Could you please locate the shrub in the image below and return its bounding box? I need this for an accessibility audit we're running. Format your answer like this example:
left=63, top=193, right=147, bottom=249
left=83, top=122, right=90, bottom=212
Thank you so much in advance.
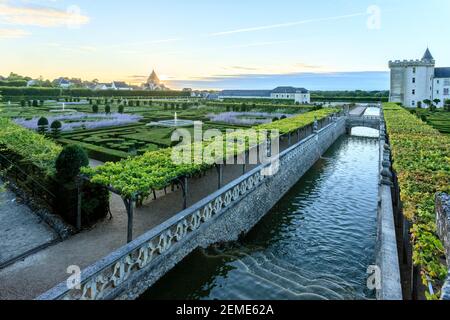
left=32, top=100, right=38, bottom=107
left=55, top=144, right=89, bottom=182
left=50, top=120, right=62, bottom=139
left=118, top=105, right=124, bottom=114
left=105, top=105, right=111, bottom=114
left=92, top=104, right=99, bottom=113
left=37, top=117, right=49, bottom=134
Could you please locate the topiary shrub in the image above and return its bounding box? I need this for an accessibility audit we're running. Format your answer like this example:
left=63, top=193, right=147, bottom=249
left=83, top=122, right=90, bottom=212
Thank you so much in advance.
left=118, top=105, right=124, bottom=113
left=50, top=120, right=62, bottom=139
left=37, top=117, right=49, bottom=134
left=105, top=105, right=111, bottom=114
left=55, top=144, right=89, bottom=182
left=92, top=104, right=99, bottom=113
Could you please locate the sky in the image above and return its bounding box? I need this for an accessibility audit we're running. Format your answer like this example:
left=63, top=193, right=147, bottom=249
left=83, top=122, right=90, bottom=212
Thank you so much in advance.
left=0, top=0, right=449, bottom=90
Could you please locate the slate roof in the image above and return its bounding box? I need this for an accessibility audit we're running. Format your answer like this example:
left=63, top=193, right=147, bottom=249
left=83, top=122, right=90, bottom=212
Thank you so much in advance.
left=272, top=86, right=308, bottom=94
left=220, top=90, right=272, bottom=97
left=220, top=87, right=309, bottom=97
left=422, top=48, right=434, bottom=61
left=434, top=67, right=450, bottom=79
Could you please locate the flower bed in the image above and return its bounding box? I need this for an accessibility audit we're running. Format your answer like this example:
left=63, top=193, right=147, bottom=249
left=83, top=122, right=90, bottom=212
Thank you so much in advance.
left=383, top=103, right=450, bottom=298
left=208, top=112, right=294, bottom=125
left=14, top=113, right=142, bottom=132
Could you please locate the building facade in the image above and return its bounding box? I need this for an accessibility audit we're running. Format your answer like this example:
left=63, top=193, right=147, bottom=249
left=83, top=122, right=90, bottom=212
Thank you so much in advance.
left=389, top=49, right=450, bottom=108
left=219, top=86, right=310, bottom=104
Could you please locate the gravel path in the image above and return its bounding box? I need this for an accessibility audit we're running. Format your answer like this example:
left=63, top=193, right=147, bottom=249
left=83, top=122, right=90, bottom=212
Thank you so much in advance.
left=0, top=180, right=58, bottom=268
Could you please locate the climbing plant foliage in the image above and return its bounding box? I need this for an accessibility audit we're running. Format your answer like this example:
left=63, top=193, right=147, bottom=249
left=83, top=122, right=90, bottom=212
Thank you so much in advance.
left=82, top=109, right=339, bottom=198
left=384, top=103, right=450, bottom=298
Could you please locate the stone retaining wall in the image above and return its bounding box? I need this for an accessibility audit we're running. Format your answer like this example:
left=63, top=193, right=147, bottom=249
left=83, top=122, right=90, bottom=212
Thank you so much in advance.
left=436, top=193, right=450, bottom=300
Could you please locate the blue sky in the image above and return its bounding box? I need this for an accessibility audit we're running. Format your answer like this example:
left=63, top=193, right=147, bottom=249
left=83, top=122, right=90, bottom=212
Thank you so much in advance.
left=0, top=0, right=449, bottom=90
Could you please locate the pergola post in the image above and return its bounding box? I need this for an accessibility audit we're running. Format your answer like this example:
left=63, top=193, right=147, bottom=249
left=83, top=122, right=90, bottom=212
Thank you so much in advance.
left=123, top=196, right=135, bottom=243
left=76, top=176, right=83, bottom=231
left=216, top=164, right=223, bottom=190
left=180, top=176, right=188, bottom=209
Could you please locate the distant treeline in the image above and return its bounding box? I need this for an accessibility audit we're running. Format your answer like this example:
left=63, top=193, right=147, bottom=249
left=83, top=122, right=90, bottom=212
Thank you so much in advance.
left=310, top=90, right=389, bottom=103
left=0, top=87, right=190, bottom=100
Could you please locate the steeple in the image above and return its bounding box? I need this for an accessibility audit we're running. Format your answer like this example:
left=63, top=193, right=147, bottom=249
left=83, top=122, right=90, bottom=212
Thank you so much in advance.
left=422, top=48, right=434, bottom=62
left=147, top=70, right=161, bottom=85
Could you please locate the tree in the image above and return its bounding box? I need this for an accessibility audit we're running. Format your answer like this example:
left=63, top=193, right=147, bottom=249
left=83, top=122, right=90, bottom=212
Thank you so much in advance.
left=55, top=145, right=89, bottom=183
left=417, top=101, right=422, bottom=109
left=445, top=99, right=450, bottom=112
left=37, top=117, right=49, bottom=134
left=50, top=120, right=62, bottom=139
left=433, top=99, right=441, bottom=106
left=423, top=99, right=433, bottom=110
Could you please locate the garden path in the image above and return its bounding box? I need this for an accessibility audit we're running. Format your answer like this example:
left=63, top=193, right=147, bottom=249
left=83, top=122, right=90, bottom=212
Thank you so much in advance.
left=0, top=179, right=58, bottom=269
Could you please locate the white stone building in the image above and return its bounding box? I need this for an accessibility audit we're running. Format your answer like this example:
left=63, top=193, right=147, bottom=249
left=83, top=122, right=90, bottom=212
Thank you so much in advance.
left=389, top=49, right=450, bottom=108
left=219, top=86, right=310, bottom=104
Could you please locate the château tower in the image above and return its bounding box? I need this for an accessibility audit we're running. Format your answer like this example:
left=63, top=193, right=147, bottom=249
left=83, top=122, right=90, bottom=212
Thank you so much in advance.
left=389, top=49, right=435, bottom=107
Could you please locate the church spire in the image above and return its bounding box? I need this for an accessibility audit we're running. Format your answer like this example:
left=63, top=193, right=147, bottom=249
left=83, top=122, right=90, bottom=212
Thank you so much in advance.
left=148, top=70, right=161, bottom=85
left=422, top=48, right=434, bottom=62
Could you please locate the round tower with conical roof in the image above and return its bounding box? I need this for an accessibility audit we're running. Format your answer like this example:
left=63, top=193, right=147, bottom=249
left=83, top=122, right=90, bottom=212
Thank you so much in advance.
left=389, top=48, right=435, bottom=107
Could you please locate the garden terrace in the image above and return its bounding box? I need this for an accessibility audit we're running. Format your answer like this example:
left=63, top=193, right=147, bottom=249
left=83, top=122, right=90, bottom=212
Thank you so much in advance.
left=383, top=103, right=450, bottom=298
left=82, top=108, right=339, bottom=199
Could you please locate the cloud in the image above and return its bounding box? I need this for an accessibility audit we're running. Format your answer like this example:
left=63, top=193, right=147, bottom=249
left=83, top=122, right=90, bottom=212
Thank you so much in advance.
left=0, top=2, right=89, bottom=28
left=208, top=12, right=366, bottom=36
left=0, top=28, right=30, bottom=38
left=166, top=71, right=390, bottom=91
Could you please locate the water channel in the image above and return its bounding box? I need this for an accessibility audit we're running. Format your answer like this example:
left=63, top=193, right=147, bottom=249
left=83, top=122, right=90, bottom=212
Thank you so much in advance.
left=142, top=120, right=381, bottom=300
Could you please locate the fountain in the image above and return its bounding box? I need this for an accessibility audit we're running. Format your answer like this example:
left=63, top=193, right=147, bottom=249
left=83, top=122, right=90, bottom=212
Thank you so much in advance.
left=50, top=102, right=77, bottom=113
left=147, top=112, right=195, bottom=128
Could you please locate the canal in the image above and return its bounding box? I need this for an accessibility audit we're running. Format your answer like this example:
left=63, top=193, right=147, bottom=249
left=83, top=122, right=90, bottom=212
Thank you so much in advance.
left=142, top=130, right=380, bottom=300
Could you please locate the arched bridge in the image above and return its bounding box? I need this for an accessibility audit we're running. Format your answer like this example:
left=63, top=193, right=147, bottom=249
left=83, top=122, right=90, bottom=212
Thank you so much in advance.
left=346, top=115, right=381, bottom=133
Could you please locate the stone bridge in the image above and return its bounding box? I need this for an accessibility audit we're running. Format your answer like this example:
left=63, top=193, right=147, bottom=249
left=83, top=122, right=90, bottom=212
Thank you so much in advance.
left=346, top=115, right=381, bottom=133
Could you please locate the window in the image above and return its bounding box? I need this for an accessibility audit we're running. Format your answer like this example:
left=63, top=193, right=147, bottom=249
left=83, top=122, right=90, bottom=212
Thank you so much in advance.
left=444, top=79, right=450, bottom=86
left=412, top=89, right=416, bottom=95
left=436, top=90, right=440, bottom=95
left=412, top=78, right=416, bottom=83
left=437, top=80, right=440, bottom=84
left=444, top=88, right=449, bottom=96
left=412, top=100, right=415, bottom=106
left=413, top=67, right=416, bottom=73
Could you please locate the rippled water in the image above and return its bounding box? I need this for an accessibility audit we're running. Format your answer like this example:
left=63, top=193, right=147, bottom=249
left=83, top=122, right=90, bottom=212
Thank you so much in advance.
left=142, top=134, right=380, bottom=300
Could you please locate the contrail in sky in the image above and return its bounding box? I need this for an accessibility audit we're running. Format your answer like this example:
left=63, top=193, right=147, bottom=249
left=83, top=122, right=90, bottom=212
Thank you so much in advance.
left=208, top=12, right=366, bottom=36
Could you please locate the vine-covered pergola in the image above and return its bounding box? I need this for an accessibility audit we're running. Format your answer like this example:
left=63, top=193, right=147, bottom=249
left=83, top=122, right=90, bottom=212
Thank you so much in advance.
left=79, top=108, right=340, bottom=243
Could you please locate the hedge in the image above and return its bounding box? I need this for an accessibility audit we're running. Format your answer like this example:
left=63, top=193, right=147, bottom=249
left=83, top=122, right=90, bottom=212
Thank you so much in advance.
left=383, top=103, right=450, bottom=298
left=0, top=118, right=62, bottom=175
left=0, top=118, right=108, bottom=227
left=0, top=86, right=189, bottom=99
